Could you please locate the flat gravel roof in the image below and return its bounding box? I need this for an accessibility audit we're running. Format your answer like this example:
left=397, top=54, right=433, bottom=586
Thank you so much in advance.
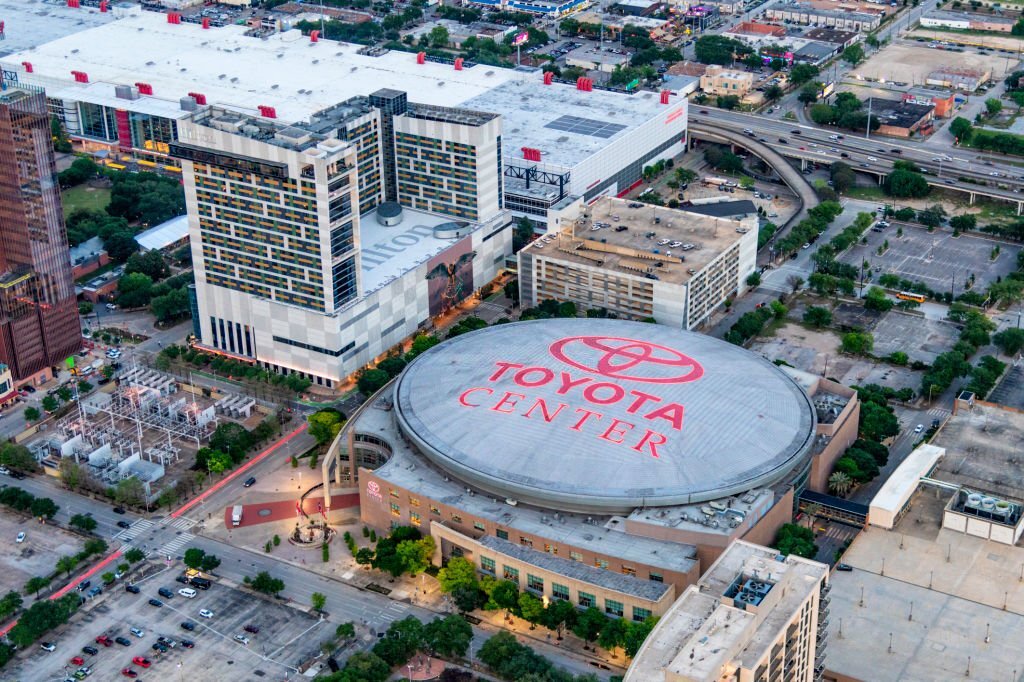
left=394, top=319, right=815, bottom=513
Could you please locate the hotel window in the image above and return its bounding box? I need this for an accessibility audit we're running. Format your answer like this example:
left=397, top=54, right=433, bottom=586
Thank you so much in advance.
left=649, top=572, right=664, bottom=583
left=552, top=583, right=570, bottom=601
left=409, top=497, right=420, bottom=507
left=622, top=566, right=636, bottom=577
left=409, top=511, right=421, bottom=526
left=473, top=521, right=486, bottom=532
left=430, top=505, right=441, bottom=516
left=578, top=592, right=595, bottom=608
left=390, top=503, right=401, bottom=517
left=451, top=514, right=463, bottom=524
left=520, top=536, right=533, bottom=548
left=544, top=543, right=557, bottom=555
left=480, top=556, right=496, bottom=574
left=570, top=551, right=583, bottom=562
left=605, top=599, right=624, bottom=618
left=633, top=607, right=652, bottom=623
left=389, top=489, right=399, bottom=499
left=503, top=566, right=520, bottom=583
left=527, top=574, right=544, bottom=592
left=595, top=558, right=609, bottom=570
left=496, top=529, right=508, bottom=541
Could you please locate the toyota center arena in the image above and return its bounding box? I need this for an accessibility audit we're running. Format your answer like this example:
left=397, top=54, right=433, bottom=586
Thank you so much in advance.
left=325, top=319, right=860, bottom=619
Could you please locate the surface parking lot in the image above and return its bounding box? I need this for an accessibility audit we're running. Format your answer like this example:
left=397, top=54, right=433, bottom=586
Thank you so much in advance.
left=0, top=510, right=84, bottom=597
left=7, top=568, right=325, bottom=682
left=840, top=224, right=1022, bottom=297
left=870, top=311, right=959, bottom=364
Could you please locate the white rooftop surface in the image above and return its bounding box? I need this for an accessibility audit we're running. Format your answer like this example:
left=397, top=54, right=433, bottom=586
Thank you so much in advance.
left=49, top=81, right=189, bottom=120
left=357, top=207, right=493, bottom=295
left=869, top=443, right=944, bottom=527
left=394, top=319, right=816, bottom=512
left=135, top=214, right=189, bottom=251
left=0, top=0, right=116, bottom=58
left=3, top=10, right=522, bottom=122
left=5, top=10, right=683, bottom=170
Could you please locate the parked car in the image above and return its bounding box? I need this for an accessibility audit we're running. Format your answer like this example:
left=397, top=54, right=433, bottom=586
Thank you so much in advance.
left=175, top=575, right=190, bottom=585
left=120, top=669, right=137, bottom=678
left=243, top=624, right=260, bottom=634
left=132, top=656, right=151, bottom=668
left=914, top=424, right=924, bottom=434
left=125, top=585, right=140, bottom=594
left=116, top=521, right=131, bottom=529
left=243, top=476, right=256, bottom=488
left=16, top=532, right=25, bottom=543
left=40, top=642, right=56, bottom=652
left=148, top=599, right=163, bottom=607
left=77, top=580, right=91, bottom=592
left=179, top=640, right=194, bottom=649
left=233, top=635, right=249, bottom=646
left=157, top=587, right=174, bottom=599
left=70, top=656, right=85, bottom=666
left=114, top=637, right=131, bottom=647
left=87, top=586, right=102, bottom=598
left=112, top=507, right=126, bottom=515
left=81, top=646, right=99, bottom=656
left=199, top=609, right=214, bottom=619
left=180, top=621, right=195, bottom=631
left=836, top=563, right=853, bottom=571
left=130, top=627, right=144, bottom=638
left=151, top=642, right=168, bottom=653
left=94, top=636, right=112, bottom=647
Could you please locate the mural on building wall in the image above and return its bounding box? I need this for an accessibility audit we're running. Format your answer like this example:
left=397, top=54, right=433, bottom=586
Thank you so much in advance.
left=426, top=236, right=476, bottom=317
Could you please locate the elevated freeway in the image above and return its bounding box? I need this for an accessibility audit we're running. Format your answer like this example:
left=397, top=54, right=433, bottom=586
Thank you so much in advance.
left=690, top=109, right=1024, bottom=212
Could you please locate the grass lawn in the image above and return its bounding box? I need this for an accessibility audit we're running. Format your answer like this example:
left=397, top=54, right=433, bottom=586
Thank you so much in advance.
left=844, top=185, right=888, bottom=200
left=61, top=185, right=110, bottom=218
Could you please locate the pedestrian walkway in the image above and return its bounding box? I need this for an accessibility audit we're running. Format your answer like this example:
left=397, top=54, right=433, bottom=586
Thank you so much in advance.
left=155, top=532, right=194, bottom=559
left=161, top=516, right=197, bottom=531
left=113, top=518, right=155, bottom=544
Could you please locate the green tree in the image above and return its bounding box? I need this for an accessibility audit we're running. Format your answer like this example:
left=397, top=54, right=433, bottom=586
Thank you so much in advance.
left=183, top=547, right=208, bottom=571
left=124, top=250, right=170, bottom=281
left=23, top=407, right=40, bottom=422
left=994, top=328, right=1024, bottom=355
left=598, top=617, right=629, bottom=654
left=572, top=607, right=608, bottom=650
left=0, top=443, right=40, bottom=472
left=864, top=286, right=894, bottom=311
left=41, top=396, right=59, bottom=413
left=828, top=471, right=854, bottom=497
left=55, top=555, right=78, bottom=578
left=764, top=83, right=784, bottom=101
left=841, top=43, right=865, bottom=66
left=950, top=116, right=973, bottom=143
left=803, top=306, right=832, bottom=328
left=985, top=97, right=1003, bottom=117
left=125, top=547, right=146, bottom=563
left=424, top=614, right=473, bottom=658
left=248, top=571, right=285, bottom=596
left=337, top=651, right=390, bottom=682
left=114, top=477, right=145, bottom=507
left=308, top=409, right=345, bottom=445
left=357, top=369, right=390, bottom=396
left=518, top=591, right=546, bottom=629
left=30, top=497, right=58, bottom=519
left=311, top=592, right=327, bottom=612
left=716, top=95, right=741, bottom=110
left=693, top=35, right=750, bottom=65
left=798, top=82, right=822, bottom=104
left=24, top=576, right=50, bottom=597
left=429, top=25, right=449, bottom=48
left=859, top=401, right=900, bottom=442
left=773, top=523, right=817, bottom=559
left=885, top=169, right=930, bottom=198
left=69, top=514, right=97, bottom=533
left=395, top=536, right=435, bottom=576
left=788, top=63, right=820, bottom=85
left=624, top=617, right=658, bottom=658
left=116, top=272, right=154, bottom=309
left=438, top=556, right=479, bottom=593
left=841, top=331, right=874, bottom=355
left=336, top=622, right=356, bottom=640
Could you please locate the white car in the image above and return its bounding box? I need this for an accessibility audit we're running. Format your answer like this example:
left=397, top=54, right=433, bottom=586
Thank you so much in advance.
left=0, top=466, right=9, bottom=475
left=199, top=609, right=214, bottom=619
left=914, top=424, right=924, bottom=434
left=867, top=156, right=878, bottom=162
left=16, top=532, right=25, bottom=544
left=233, top=634, right=249, bottom=645
left=130, top=627, right=145, bottom=638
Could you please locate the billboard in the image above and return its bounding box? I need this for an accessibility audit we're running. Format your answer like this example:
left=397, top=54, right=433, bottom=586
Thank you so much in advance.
left=513, top=31, right=529, bottom=47
left=425, top=235, right=476, bottom=317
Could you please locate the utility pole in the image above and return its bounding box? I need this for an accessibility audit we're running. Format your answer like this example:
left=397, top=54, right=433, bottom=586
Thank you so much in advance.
left=865, top=97, right=873, bottom=140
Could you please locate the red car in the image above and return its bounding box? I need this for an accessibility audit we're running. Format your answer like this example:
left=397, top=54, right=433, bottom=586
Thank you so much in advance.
left=132, top=656, right=151, bottom=668
left=70, top=656, right=85, bottom=666
left=121, top=669, right=138, bottom=678
left=95, top=635, right=112, bottom=647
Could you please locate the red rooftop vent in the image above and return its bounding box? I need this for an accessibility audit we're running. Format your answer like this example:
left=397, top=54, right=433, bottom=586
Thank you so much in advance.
left=188, top=92, right=207, bottom=105
left=167, top=12, right=182, bottom=24
left=135, top=82, right=153, bottom=95
left=660, top=90, right=671, bottom=105
left=310, top=30, right=319, bottom=42
left=416, top=52, right=425, bottom=64
left=21, top=62, right=33, bottom=74
left=258, top=105, right=277, bottom=119
left=202, top=17, right=210, bottom=29
left=71, top=70, right=89, bottom=83
left=454, top=57, right=464, bottom=71
left=543, top=72, right=553, bottom=85
left=521, top=147, right=542, bottom=162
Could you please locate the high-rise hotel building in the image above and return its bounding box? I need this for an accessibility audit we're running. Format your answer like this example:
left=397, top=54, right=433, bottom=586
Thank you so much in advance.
left=0, top=84, right=81, bottom=383
left=172, top=90, right=511, bottom=387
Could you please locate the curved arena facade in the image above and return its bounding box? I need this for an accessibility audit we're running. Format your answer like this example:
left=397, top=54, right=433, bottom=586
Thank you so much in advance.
left=326, top=319, right=858, bottom=621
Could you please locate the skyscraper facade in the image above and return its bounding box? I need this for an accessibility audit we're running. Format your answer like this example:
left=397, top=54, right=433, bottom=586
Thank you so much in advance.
left=0, top=84, right=81, bottom=382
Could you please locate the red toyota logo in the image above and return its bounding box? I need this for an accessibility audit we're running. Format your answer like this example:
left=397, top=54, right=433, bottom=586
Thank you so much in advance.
left=548, top=336, right=703, bottom=384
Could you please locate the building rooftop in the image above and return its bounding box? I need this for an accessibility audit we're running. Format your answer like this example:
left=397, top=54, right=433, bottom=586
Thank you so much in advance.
left=392, top=318, right=816, bottom=512
left=626, top=541, right=827, bottom=681
left=523, top=197, right=757, bottom=287
left=135, top=214, right=189, bottom=252
left=477, top=535, right=673, bottom=601
left=868, top=97, right=934, bottom=129
left=5, top=10, right=682, bottom=173
left=825, top=508, right=1024, bottom=681
left=358, top=206, right=508, bottom=297
left=0, top=0, right=116, bottom=58
left=682, top=199, right=757, bottom=219
left=802, top=27, right=859, bottom=44
left=924, top=9, right=1015, bottom=25
left=930, top=401, right=1024, bottom=500
left=768, top=1, right=880, bottom=21
left=69, top=236, right=106, bottom=266
left=563, top=45, right=632, bottom=67
left=357, top=389, right=701, bottom=575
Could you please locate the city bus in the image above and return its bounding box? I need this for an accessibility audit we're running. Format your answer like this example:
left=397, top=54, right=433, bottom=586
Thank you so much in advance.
left=896, top=291, right=926, bottom=303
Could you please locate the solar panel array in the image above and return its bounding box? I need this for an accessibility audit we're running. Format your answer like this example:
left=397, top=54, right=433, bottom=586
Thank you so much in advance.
left=544, top=114, right=627, bottom=139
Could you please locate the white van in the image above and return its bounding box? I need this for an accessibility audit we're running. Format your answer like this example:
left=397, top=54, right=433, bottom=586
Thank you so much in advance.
left=178, top=588, right=197, bottom=599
